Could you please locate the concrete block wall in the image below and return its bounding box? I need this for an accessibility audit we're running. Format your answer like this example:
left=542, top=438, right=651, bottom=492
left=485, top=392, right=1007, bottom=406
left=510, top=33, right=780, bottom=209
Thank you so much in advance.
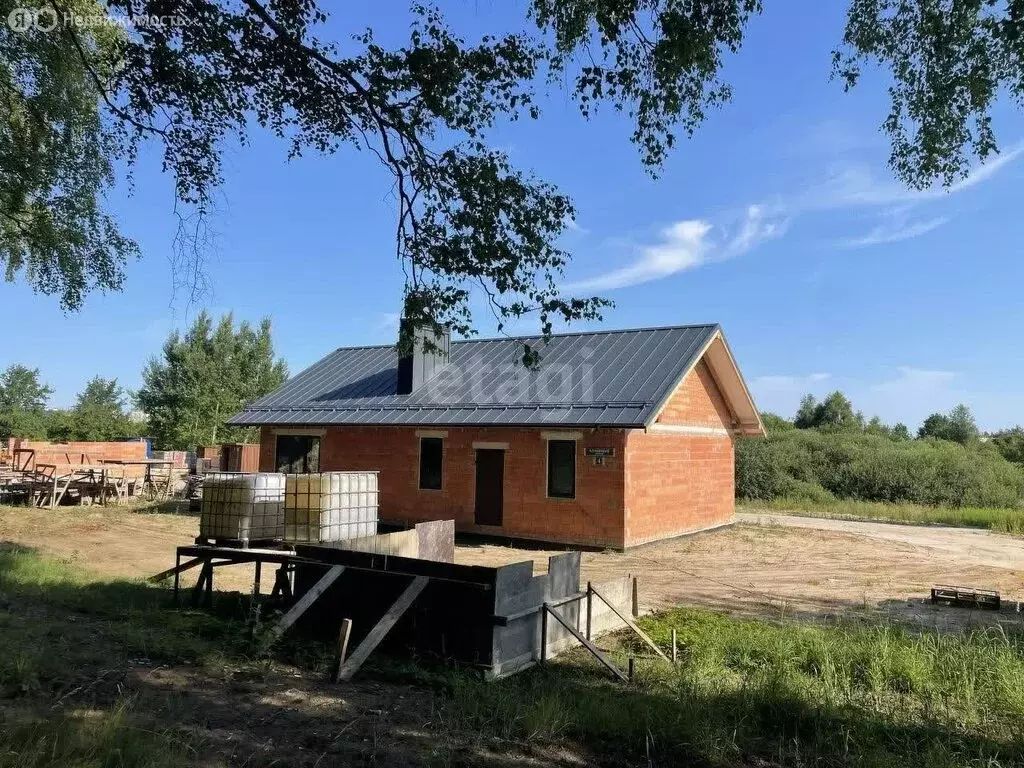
left=260, top=426, right=629, bottom=549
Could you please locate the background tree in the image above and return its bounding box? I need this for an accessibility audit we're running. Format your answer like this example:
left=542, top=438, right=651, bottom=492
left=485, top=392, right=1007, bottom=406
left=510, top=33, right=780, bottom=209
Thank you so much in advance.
left=890, top=423, right=912, bottom=441
left=137, top=311, right=288, bottom=449
left=992, top=427, right=1024, bottom=465
left=760, top=412, right=794, bottom=433
left=919, top=404, right=979, bottom=445
left=6, top=0, right=1024, bottom=356
left=794, top=395, right=819, bottom=429
left=0, top=364, right=53, bottom=440
left=1, top=0, right=137, bottom=309
left=71, top=376, right=134, bottom=441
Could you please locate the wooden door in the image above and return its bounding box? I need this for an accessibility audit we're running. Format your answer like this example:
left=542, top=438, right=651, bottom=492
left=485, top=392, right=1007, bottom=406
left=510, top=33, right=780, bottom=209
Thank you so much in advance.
left=474, top=449, right=504, bottom=526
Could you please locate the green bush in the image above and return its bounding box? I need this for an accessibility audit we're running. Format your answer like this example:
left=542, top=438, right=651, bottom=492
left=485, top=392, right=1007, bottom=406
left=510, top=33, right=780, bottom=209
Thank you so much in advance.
left=736, top=430, right=1024, bottom=508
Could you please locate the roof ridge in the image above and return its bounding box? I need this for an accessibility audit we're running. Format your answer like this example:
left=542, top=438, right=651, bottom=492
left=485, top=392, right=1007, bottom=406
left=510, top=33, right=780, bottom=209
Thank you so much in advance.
left=331, top=322, right=719, bottom=352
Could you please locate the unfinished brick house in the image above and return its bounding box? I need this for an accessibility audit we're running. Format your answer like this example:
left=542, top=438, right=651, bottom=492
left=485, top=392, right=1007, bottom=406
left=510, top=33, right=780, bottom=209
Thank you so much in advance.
left=228, top=324, right=765, bottom=548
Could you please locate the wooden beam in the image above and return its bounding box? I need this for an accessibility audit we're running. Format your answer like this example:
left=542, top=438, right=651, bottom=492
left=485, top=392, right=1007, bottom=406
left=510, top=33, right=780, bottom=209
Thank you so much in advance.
left=590, top=584, right=669, bottom=662
left=331, top=618, right=354, bottom=683
left=149, top=557, right=203, bottom=584
left=336, top=575, right=428, bottom=682
left=543, top=603, right=628, bottom=683
left=191, top=560, right=212, bottom=608
left=263, top=565, right=345, bottom=647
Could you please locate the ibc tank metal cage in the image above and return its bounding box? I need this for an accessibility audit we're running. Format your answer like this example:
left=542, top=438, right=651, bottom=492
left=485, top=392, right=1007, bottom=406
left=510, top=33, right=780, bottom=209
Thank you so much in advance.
left=199, top=472, right=286, bottom=545
left=284, top=472, right=379, bottom=544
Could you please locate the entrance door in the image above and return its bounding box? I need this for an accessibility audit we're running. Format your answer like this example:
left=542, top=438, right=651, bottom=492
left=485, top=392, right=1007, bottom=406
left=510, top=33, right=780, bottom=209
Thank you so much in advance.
left=474, top=449, right=504, bottom=526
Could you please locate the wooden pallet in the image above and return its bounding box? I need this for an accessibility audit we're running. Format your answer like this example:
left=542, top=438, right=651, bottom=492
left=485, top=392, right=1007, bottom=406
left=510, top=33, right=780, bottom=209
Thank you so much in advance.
left=930, top=585, right=1000, bottom=611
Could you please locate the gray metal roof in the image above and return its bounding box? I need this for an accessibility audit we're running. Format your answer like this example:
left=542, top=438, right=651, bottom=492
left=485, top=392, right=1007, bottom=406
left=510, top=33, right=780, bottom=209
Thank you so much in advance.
left=227, top=324, right=720, bottom=428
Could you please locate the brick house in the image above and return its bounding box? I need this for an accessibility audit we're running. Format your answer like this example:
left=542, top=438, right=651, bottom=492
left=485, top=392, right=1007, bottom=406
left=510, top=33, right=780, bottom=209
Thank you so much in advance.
left=227, top=324, right=765, bottom=549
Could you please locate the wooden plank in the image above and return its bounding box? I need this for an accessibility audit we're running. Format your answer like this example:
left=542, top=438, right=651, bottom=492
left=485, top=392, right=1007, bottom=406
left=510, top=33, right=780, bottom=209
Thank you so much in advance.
left=331, top=618, right=354, bottom=683
left=590, top=584, right=669, bottom=662
left=543, top=603, right=628, bottom=683
left=191, top=560, right=212, bottom=608
left=149, top=557, right=203, bottom=584
left=263, top=565, right=345, bottom=646
left=336, top=575, right=428, bottom=681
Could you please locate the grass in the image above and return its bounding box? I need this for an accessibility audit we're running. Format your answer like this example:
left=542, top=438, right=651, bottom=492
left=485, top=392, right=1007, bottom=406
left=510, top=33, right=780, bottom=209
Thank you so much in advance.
left=739, top=497, right=1024, bottom=535
left=4, top=540, right=1024, bottom=766
left=442, top=608, right=1024, bottom=767
left=0, top=542, right=258, bottom=767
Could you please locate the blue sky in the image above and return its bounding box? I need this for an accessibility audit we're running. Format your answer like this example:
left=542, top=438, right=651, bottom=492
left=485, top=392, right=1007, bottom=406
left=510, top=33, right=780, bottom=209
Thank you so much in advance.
left=3, top=1, right=1023, bottom=431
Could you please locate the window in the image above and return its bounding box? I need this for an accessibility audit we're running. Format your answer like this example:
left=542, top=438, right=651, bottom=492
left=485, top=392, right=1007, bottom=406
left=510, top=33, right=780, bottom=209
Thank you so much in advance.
left=546, top=439, right=576, bottom=499
left=419, top=437, right=443, bottom=490
left=275, top=435, right=320, bottom=473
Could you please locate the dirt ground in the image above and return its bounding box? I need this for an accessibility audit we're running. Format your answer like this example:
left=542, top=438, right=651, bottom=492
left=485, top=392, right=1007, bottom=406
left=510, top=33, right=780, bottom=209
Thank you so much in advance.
left=2, top=503, right=1023, bottom=630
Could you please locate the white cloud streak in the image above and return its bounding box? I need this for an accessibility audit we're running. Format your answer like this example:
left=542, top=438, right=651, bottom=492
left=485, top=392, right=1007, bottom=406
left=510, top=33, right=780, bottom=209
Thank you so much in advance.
left=870, top=366, right=957, bottom=394
left=802, top=143, right=1024, bottom=212
left=563, top=138, right=1021, bottom=293
left=838, top=215, right=949, bottom=248
left=751, top=372, right=831, bottom=392
left=565, top=205, right=786, bottom=292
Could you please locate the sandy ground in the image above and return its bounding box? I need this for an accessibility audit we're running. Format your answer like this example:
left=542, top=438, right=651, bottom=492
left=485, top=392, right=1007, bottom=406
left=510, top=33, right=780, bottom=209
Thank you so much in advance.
left=2, top=503, right=1022, bottom=629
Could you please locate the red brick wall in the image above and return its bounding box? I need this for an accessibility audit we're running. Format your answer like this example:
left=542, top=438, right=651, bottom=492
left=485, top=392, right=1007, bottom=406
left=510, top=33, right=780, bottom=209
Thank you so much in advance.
left=624, top=360, right=736, bottom=546
left=8, top=439, right=149, bottom=477
left=10, top=439, right=148, bottom=464
left=655, top=360, right=734, bottom=428
left=259, top=426, right=628, bottom=548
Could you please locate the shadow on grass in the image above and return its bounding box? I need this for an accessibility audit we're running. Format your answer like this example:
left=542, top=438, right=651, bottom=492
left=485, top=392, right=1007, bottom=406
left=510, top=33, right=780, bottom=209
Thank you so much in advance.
left=4, top=540, right=1024, bottom=767
left=434, top=654, right=1024, bottom=767
left=130, top=499, right=200, bottom=517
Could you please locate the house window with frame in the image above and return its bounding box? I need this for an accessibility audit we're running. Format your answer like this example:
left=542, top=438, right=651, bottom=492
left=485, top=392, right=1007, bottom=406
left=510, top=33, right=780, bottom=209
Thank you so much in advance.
left=275, top=435, right=320, bottom=474
left=546, top=439, right=576, bottom=499
left=419, top=437, right=443, bottom=490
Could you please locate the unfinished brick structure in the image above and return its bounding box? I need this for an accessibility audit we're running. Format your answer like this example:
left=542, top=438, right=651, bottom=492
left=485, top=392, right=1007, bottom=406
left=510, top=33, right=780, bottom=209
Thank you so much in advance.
left=232, top=324, right=764, bottom=549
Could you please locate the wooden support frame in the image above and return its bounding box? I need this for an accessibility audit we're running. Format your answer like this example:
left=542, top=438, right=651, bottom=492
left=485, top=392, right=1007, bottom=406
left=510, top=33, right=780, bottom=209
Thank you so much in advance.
left=150, top=557, right=202, bottom=584
left=335, top=575, right=429, bottom=682
left=589, top=583, right=669, bottom=662
left=331, top=618, right=354, bottom=683
left=542, top=603, right=628, bottom=683
left=263, top=565, right=345, bottom=647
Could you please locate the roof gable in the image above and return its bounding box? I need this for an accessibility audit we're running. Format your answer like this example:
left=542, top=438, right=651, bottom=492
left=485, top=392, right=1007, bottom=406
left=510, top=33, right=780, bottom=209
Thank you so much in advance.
left=228, top=324, right=761, bottom=429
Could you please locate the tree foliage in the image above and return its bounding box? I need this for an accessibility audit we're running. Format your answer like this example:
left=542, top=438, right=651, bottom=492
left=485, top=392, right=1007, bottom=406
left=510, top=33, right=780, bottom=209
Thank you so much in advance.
left=137, top=311, right=287, bottom=449
left=835, top=0, right=1024, bottom=188
left=71, top=375, right=134, bottom=441
left=5, top=0, right=1023, bottom=359
left=992, top=427, right=1024, bottom=465
left=0, top=364, right=52, bottom=411
left=737, top=428, right=1024, bottom=509
left=0, top=0, right=138, bottom=309
left=918, top=403, right=979, bottom=445
left=791, top=391, right=863, bottom=432
left=0, top=364, right=52, bottom=440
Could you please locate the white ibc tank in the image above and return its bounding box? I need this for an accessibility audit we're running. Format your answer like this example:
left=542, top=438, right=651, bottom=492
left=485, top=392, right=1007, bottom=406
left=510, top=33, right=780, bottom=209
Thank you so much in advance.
left=284, top=472, right=379, bottom=543
left=200, top=472, right=285, bottom=543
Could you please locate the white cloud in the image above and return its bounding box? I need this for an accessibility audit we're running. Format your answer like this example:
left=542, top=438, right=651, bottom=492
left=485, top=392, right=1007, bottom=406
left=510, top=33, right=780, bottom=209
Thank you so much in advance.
left=800, top=142, right=1024, bottom=212
left=838, top=214, right=949, bottom=248
left=563, top=138, right=1020, bottom=293
left=377, top=312, right=401, bottom=331
left=870, top=366, right=957, bottom=394
left=751, top=372, right=831, bottom=392
left=565, top=205, right=786, bottom=292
